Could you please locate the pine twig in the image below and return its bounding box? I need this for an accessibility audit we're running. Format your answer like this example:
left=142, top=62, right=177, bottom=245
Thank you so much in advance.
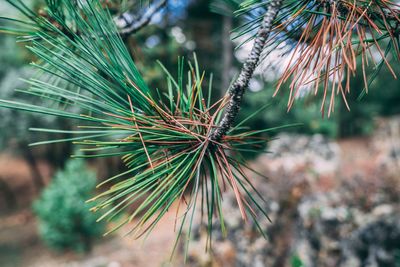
left=116, top=0, right=168, bottom=37
left=210, top=0, right=283, bottom=142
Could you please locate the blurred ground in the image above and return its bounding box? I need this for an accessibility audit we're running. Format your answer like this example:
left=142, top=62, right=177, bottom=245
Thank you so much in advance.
left=0, top=154, right=53, bottom=211
left=1, top=116, right=400, bottom=267
left=0, top=205, right=179, bottom=267
left=186, top=117, right=400, bottom=267
left=0, top=154, right=179, bottom=267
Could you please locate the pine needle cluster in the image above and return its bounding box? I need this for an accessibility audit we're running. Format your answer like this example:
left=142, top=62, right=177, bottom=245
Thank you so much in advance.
left=215, top=0, right=400, bottom=115
left=0, top=0, right=280, bottom=252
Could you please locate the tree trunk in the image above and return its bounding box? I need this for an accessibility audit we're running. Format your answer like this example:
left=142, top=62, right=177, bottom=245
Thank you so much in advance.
left=0, top=177, right=17, bottom=211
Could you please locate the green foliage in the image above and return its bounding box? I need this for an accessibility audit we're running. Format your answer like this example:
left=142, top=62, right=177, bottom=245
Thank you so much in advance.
left=0, top=36, right=25, bottom=79
left=241, top=87, right=338, bottom=139
left=33, top=158, right=103, bottom=252
left=291, top=254, right=305, bottom=267
left=0, top=0, right=278, bottom=254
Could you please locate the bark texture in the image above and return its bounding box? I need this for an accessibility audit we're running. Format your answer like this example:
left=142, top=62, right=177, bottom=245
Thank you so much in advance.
left=211, top=0, right=283, bottom=142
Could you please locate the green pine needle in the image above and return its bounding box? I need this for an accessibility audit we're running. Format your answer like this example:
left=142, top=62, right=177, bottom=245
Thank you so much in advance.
left=0, top=0, right=274, bottom=254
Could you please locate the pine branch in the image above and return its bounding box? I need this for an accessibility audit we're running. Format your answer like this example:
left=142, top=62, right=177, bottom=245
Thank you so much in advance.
left=210, top=0, right=283, bottom=142
left=0, top=0, right=278, bottom=251
left=116, top=0, right=168, bottom=37
left=213, top=0, right=400, bottom=116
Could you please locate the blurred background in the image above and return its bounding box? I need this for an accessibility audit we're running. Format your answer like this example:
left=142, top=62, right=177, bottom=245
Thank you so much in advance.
left=1, top=0, right=400, bottom=266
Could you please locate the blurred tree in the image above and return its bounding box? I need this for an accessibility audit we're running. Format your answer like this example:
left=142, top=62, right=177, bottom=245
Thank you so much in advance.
left=338, top=62, right=400, bottom=137
left=33, top=157, right=103, bottom=252
left=0, top=68, right=75, bottom=190
left=0, top=177, right=17, bottom=212
left=0, top=36, right=25, bottom=79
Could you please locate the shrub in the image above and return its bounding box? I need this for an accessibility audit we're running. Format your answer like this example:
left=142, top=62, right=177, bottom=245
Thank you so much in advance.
left=33, top=158, right=103, bottom=252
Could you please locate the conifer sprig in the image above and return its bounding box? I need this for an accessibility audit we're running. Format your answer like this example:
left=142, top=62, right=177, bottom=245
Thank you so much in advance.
left=214, top=0, right=400, bottom=115
left=0, top=0, right=281, bottom=252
